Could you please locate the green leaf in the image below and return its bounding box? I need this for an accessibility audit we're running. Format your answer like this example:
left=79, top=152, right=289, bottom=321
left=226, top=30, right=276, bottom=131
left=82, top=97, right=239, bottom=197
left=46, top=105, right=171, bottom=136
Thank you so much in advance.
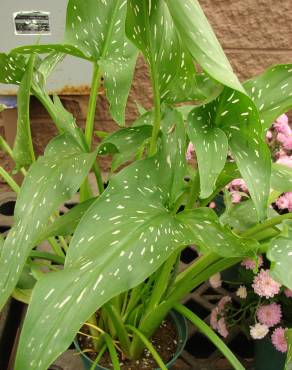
left=165, top=0, right=244, bottom=93
left=220, top=199, right=278, bottom=233
left=244, top=64, right=292, bottom=130
left=51, top=95, right=87, bottom=150
left=187, top=106, right=228, bottom=199
left=98, top=125, right=153, bottom=171
left=271, top=163, right=292, bottom=193
left=126, top=0, right=219, bottom=104
left=37, top=198, right=95, bottom=242
left=187, top=87, right=271, bottom=219
left=267, top=221, right=292, bottom=290
left=13, top=54, right=35, bottom=169
left=0, top=134, right=97, bottom=311
left=13, top=0, right=138, bottom=126
left=0, top=52, right=26, bottom=84
left=15, top=126, right=258, bottom=370
left=285, top=329, right=292, bottom=370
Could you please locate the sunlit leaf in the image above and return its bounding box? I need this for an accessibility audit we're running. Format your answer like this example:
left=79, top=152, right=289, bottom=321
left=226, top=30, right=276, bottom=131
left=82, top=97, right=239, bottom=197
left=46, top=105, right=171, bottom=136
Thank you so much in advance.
left=267, top=221, right=292, bottom=290
left=126, top=0, right=220, bottom=104
left=244, top=64, right=292, bottom=130
left=0, top=134, right=97, bottom=311
left=165, top=0, right=244, bottom=93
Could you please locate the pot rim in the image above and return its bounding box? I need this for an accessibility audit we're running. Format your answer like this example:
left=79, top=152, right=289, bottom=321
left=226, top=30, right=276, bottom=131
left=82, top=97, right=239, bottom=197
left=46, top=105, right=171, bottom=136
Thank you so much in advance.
left=74, top=309, right=188, bottom=370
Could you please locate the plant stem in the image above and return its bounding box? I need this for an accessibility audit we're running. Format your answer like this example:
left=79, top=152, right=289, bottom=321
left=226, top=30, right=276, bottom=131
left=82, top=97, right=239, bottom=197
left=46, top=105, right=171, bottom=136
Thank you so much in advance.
left=186, top=171, right=200, bottom=209
left=0, top=167, right=20, bottom=194
left=85, top=63, right=102, bottom=149
left=80, top=62, right=103, bottom=200
left=174, top=304, right=245, bottom=370
left=242, top=212, right=292, bottom=238
left=29, top=250, right=65, bottom=264
left=89, top=343, right=106, bottom=370
left=126, top=325, right=167, bottom=369
left=104, top=334, right=121, bottom=370
left=148, top=77, right=161, bottom=155
left=0, top=136, right=26, bottom=176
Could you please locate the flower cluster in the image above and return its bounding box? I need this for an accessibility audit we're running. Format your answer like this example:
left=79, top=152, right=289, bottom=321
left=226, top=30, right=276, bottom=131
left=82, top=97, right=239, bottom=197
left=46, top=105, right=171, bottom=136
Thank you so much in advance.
left=209, top=257, right=291, bottom=353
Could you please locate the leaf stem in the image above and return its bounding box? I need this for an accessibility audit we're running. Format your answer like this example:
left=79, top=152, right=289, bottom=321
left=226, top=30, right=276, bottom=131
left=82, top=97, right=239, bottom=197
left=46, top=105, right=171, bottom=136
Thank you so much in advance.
left=174, top=304, right=245, bottom=370
left=29, top=250, right=65, bottom=264
left=126, top=325, right=167, bottom=369
left=85, top=63, right=102, bottom=149
left=241, top=212, right=292, bottom=238
left=186, top=171, right=200, bottom=209
left=0, top=167, right=20, bottom=194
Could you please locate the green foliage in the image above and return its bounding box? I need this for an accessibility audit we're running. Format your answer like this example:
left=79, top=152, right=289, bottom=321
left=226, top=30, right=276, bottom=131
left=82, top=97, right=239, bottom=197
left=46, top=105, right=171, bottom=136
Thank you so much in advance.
left=1, top=0, right=291, bottom=369
left=13, top=54, right=35, bottom=168
left=267, top=221, right=292, bottom=291
left=0, top=134, right=97, bottom=311
left=244, top=64, right=292, bottom=130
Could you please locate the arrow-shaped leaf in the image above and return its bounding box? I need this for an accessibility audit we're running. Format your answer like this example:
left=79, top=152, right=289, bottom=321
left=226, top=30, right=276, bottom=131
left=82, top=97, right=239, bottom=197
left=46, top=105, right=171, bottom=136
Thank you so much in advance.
left=0, top=134, right=97, bottom=310
left=244, top=64, right=292, bottom=130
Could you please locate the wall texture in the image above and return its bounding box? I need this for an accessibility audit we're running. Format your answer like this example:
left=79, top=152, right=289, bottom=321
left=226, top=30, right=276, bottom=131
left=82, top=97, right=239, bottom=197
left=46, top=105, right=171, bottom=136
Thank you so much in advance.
left=1, top=0, right=292, bottom=188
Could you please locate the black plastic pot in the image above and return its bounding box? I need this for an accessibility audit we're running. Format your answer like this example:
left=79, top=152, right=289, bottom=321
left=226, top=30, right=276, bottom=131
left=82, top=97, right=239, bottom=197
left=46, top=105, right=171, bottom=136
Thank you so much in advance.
left=74, top=310, right=188, bottom=370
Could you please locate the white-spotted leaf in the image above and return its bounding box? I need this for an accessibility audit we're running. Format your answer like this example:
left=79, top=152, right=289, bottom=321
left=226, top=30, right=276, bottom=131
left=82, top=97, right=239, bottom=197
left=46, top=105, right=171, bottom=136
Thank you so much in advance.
left=187, top=105, right=228, bottom=199
left=0, top=134, right=97, bottom=310
left=0, top=52, right=26, bottom=84
left=271, top=163, right=292, bottom=193
left=267, top=221, right=292, bottom=291
left=244, top=64, right=292, bottom=130
left=165, top=0, right=244, bottom=93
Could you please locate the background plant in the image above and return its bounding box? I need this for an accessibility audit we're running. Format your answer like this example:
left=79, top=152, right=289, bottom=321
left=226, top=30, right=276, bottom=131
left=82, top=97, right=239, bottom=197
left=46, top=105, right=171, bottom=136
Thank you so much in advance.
left=0, top=1, right=292, bottom=370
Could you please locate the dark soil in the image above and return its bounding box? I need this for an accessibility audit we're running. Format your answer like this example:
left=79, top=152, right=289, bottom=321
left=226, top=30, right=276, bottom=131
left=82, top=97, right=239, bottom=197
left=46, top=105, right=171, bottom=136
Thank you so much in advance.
left=77, top=316, right=179, bottom=370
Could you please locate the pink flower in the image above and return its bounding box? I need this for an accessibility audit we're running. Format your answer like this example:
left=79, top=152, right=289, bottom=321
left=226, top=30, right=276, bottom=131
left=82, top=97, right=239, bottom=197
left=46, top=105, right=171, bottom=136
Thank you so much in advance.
left=231, top=191, right=242, bottom=203
left=218, top=296, right=231, bottom=311
left=186, top=142, right=194, bottom=161
left=208, top=201, right=216, bottom=209
left=250, top=323, right=269, bottom=339
left=209, top=273, right=222, bottom=288
left=210, top=296, right=231, bottom=337
left=241, top=255, right=263, bottom=270
left=210, top=307, right=219, bottom=330
left=271, top=327, right=288, bottom=353
left=229, top=178, right=248, bottom=192
left=256, top=303, right=282, bottom=327
left=276, top=192, right=292, bottom=212
left=217, top=317, right=229, bottom=337
left=252, top=269, right=281, bottom=298
left=273, top=114, right=291, bottom=135
left=277, top=133, right=292, bottom=150
left=276, top=155, right=292, bottom=169
left=284, top=288, right=292, bottom=298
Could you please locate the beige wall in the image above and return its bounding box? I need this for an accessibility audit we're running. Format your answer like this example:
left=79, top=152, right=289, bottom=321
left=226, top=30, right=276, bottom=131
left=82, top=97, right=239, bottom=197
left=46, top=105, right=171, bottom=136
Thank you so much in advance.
left=0, top=0, right=292, bottom=189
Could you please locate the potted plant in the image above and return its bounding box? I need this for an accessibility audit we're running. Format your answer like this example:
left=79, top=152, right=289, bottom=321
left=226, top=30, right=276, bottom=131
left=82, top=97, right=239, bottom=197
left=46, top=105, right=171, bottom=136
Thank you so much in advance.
left=0, top=0, right=292, bottom=369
